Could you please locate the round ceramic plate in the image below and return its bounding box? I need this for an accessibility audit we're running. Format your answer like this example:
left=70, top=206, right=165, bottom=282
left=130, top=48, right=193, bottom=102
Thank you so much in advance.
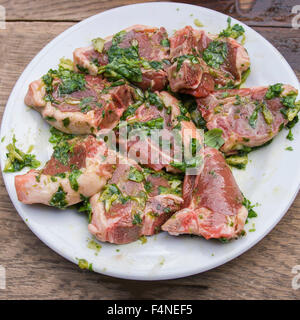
left=1, top=2, right=299, bottom=280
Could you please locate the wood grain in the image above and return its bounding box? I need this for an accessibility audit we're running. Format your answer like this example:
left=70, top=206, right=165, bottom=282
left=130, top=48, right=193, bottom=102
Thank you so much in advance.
left=1, top=0, right=300, bottom=27
left=0, top=3, right=300, bottom=300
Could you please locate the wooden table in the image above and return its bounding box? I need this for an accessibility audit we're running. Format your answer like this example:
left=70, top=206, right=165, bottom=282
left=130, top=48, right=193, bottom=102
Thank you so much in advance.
left=0, top=0, right=299, bottom=300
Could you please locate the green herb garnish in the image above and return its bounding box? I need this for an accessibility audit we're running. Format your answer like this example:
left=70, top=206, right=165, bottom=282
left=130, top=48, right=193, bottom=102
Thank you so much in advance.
left=78, top=194, right=92, bottom=223
left=249, top=105, right=260, bottom=129
left=3, top=135, right=40, bottom=173
left=204, top=128, right=224, bottom=149
left=68, top=169, right=82, bottom=191
left=132, top=213, right=142, bottom=225
left=242, top=197, right=258, bottom=219
left=203, top=41, right=228, bottom=69
left=128, top=167, right=144, bottom=183
left=49, top=185, right=68, bottom=209
left=62, top=117, right=70, bottom=127
left=92, top=37, right=105, bottom=53
left=265, top=83, right=283, bottom=100
left=219, top=17, right=245, bottom=40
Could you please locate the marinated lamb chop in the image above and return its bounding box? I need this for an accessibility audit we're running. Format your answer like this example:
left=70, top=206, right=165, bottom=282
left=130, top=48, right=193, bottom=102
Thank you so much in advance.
left=197, top=84, right=299, bottom=153
left=74, top=25, right=170, bottom=91
left=166, top=25, right=250, bottom=97
left=15, top=135, right=114, bottom=208
left=25, top=69, right=135, bottom=135
left=117, top=91, right=204, bottom=175
left=88, top=159, right=183, bottom=244
left=162, top=147, right=248, bottom=240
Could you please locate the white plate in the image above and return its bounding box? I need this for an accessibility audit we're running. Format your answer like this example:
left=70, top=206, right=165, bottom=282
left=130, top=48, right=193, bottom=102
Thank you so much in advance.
left=1, top=2, right=299, bottom=280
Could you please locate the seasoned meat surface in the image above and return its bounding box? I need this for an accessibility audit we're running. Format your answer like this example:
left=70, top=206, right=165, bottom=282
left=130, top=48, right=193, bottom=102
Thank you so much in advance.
left=74, top=25, right=170, bottom=91
left=25, top=73, right=135, bottom=135
left=15, top=136, right=114, bottom=207
left=162, top=147, right=248, bottom=240
left=167, top=26, right=250, bottom=97
left=197, top=85, right=299, bottom=153
left=88, top=159, right=183, bottom=244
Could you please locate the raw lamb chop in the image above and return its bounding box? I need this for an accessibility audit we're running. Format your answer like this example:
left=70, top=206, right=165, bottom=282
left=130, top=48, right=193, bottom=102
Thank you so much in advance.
left=162, top=147, right=248, bottom=240
left=15, top=135, right=114, bottom=207
left=118, top=90, right=204, bottom=174
left=74, top=25, right=170, bottom=91
left=88, top=159, right=183, bottom=244
left=197, top=84, right=299, bottom=153
left=167, top=26, right=250, bottom=97
left=25, top=71, right=135, bottom=135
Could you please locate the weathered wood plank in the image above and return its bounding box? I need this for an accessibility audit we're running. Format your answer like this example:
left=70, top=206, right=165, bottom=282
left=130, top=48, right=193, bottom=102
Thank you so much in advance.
left=0, top=21, right=300, bottom=299
left=1, top=0, right=299, bottom=27
left=176, top=0, right=300, bottom=27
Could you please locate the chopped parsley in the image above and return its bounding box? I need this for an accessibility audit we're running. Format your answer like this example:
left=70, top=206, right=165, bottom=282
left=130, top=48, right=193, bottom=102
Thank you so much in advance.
left=98, top=30, right=143, bottom=83
left=45, top=116, right=56, bottom=122
left=126, top=117, right=164, bottom=136
left=243, top=197, right=258, bottom=219
left=92, top=37, right=105, bottom=53
left=146, top=91, right=165, bottom=110
left=120, top=101, right=143, bottom=120
left=248, top=105, right=260, bottom=129
left=49, top=126, right=74, bottom=145
left=160, top=39, right=170, bottom=47
left=3, top=135, right=40, bottom=173
left=203, top=41, right=228, bottom=69
left=204, top=128, right=225, bottom=149
left=77, top=258, right=93, bottom=271
left=174, top=55, right=199, bottom=73
left=48, top=127, right=75, bottom=166
left=68, top=169, right=82, bottom=191
left=286, top=129, right=294, bottom=141
left=132, top=213, right=142, bottom=225
left=261, top=103, right=273, bottom=125
left=147, top=60, right=164, bottom=70
left=77, top=194, right=92, bottom=223
left=194, top=18, right=204, bottom=27
left=79, top=96, right=94, bottom=113
left=128, top=167, right=144, bottom=182
left=62, top=117, right=70, bottom=127
left=226, top=155, right=248, bottom=170
left=42, top=67, right=86, bottom=102
left=265, top=83, right=283, bottom=100
left=219, top=17, right=245, bottom=40
left=49, top=186, right=68, bottom=209
left=100, top=184, right=130, bottom=212
left=53, top=140, right=74, bottom=166
left=170, top=155, right=203, bottom=172
left=76, top=64, right=89, bottom=74
left=281, top=93, right=297, bottom=109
